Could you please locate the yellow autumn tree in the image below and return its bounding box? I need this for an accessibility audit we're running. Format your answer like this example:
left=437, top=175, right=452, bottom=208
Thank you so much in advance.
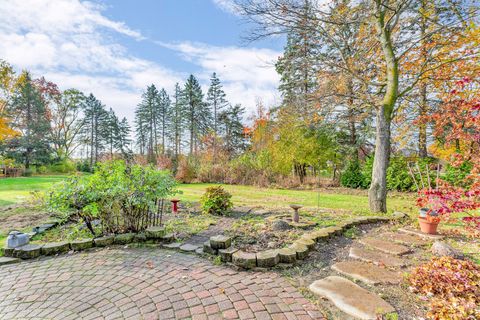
left=0, top=60, right=19, bottom=141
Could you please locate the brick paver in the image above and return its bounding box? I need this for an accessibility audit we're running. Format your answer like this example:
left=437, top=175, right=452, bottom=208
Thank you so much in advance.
left=0, top=248, right=322, bottom=319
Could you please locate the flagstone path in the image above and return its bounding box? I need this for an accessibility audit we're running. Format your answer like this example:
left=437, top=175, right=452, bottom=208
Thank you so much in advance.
left=0, top=247, right=323, bottom=320
left=307, top=227, right=438, bottom=319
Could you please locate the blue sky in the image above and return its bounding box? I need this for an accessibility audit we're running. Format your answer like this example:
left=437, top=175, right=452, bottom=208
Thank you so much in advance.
left=0, top=0, right=284, bottom=123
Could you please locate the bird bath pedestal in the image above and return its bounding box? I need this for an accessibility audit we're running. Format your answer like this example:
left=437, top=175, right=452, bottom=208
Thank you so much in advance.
left=289, top=204, right=303, bottom=223
left=171, top=199, right=180, bottom=214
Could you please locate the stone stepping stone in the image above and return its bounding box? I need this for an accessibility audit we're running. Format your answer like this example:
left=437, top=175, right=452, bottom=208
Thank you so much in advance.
left=219, top=247, right=238, bottom=262
left=309, top=276, right=396, bottom=320
left=14, top=244, right=43, bottom=259
left=256, top=249, right=279, bottom=268
left=232, top=251, right=256, bottom=269
left=359, top=238, right=411, bottom=256
left=210, top=235, right=231, bottom=250
left=349, top=247, right=408, bottom=268
left=0, top=256, right=21, bottom=266
left=179, top=244, right=199, bottom=252
left=331, top=261, right=401, bottom=285
left=195, top=247, right=204, bottom=255
left=379, top=232, right=430, bottom=247
left=398, top=227, right=444, bottom=240
left=41, top=242, right=70, bottom=256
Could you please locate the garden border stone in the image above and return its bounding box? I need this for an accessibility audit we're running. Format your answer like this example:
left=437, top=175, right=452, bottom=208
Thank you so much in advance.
left=114, top=233, right=135, bottom=245
left=40, top=242, right=70, bottom=256
left=14, top=244, right=43, bottom=259
left=94, top=235, right=115, bottom=247
left=70, top=239, right=93, bottom=251
left=232, top=250, right=257, bottom=269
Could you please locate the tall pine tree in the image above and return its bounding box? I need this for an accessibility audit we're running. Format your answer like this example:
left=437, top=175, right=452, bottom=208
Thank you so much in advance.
left=157, top=88, right=170, bottom=155
left=170, top=83, right=185, bottom=158
left=206, top=72, right=228, bottom=161
left=183, top=75, right=210, bottom=155
left=82, top=94, right=108, bottom=167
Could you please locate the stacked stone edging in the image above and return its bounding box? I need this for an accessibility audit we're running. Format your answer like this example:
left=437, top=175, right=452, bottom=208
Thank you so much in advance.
left=194, top=213, right=406, bottom=270
left=1, top=226, right=174, bottom=261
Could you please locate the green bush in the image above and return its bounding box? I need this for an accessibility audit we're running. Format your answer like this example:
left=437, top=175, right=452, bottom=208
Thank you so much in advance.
left=340, top=159, right=365, bottom=188
left=76, top=159, right=93, bottom=173
left=36, top=165, right=47, bottom=174
left=200, top=186, right=233, bottom=215
left=48, top=159, right=76, bottom=173
left=443, top=162, right=472, bottom=187
left=361, top=156, right=437, bottom=192
left=46, top=160, right=177, bottom=234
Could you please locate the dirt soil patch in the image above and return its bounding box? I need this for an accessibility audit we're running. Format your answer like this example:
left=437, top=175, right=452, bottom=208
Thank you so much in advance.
left=0, top=204, right=52, bottom=235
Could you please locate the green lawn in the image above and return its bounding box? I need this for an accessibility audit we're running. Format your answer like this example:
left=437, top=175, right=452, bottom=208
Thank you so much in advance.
left=0, top=175, right=68, bottom=206
left=177, top=183, right=415, bottom=215
left=0, top=176, right=415, bottom=214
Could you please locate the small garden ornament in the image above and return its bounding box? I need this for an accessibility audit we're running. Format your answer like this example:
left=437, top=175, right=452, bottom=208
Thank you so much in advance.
left=289, top=204, right=303, bottom=223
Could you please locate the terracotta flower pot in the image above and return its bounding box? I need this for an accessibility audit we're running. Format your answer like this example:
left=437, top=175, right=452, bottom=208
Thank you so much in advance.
left=418, top=216, right=439, bottom=235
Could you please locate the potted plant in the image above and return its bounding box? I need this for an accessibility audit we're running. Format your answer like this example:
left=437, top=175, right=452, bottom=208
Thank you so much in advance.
left=417, top=208, right=440, bottom=234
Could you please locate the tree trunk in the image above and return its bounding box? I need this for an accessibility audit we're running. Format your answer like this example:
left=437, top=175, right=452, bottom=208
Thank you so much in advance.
left=418, top=82, right=428, bottom=157
left=368, top=107, right=391, bottom=212
left=369, top=2, right=398, bottom=213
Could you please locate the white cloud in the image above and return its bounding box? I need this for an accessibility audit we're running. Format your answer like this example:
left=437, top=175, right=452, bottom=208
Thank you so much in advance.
left=212, top=0, right=241, bottom=15
left=0, top=0, right=181, bottom=123
left=160, top=41, right=282, bottom=114
left=0, top=0, right=281, bottom=124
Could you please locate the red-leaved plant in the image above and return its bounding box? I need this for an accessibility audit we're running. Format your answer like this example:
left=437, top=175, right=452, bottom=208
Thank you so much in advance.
left=416, top=78, right=480, bottom=235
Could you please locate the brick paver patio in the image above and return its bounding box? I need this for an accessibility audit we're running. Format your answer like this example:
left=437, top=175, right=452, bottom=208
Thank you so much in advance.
left=0, top=248, right=323, bottom=319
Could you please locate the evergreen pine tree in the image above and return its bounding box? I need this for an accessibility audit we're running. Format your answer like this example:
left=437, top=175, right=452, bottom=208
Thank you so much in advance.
left=170, top=83, right=185, bottom=158
left=116, top=117, right=132, bottom=158
left=206, top=72, right=228, bottom=161
left=183, top=75, right=210, bottom=155
left=82, top=94, right=108, bottom=167
left=5, top=71, right=51, bottom=169
left=156, top=88, right=171, bottom=155
left=135, top=84, right=159, bottom=163
left=219, top=104, right=246, bottom=157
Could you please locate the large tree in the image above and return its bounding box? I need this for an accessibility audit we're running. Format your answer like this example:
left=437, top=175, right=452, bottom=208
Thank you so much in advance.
left=206, top=72, right=228, bottom=161
left=135, top=84, right=160, bottom=163
left=82, top=94, right=108, bottom=167
left=183, top=75, right=211, bottom=155
left=49, top=89, right=86, bottom=159
left=4, top=71, right=51, bottom=169
left=170, top=83, right=185, bottom=158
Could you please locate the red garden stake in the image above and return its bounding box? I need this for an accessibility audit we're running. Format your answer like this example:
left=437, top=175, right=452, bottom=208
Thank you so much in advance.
left=171, top=199, right=180, bottom=214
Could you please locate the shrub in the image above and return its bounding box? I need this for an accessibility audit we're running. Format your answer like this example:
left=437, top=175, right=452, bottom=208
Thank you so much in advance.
left=407, top=256, right=480, bottom=319
left=48, top=159, right=76, bottom=173
left=175, top=157, right=196, bottom=183
left=76, top=159, right=93, bottom=173
left=340, top=159, right=365, bottom=188
left=36, top=165, right=47, bottom=174
left=200, top=186, right=233, bottom=215
left=46, top=160, right=177, bottom=234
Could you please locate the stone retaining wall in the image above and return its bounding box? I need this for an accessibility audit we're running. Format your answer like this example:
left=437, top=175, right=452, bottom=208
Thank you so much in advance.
left=201, top=213, right=406, bottom=271
left=2, top=226, right=174, bottom=260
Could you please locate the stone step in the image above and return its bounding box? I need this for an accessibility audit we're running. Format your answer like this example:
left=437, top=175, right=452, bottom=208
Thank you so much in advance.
left=179, top=244, right=199, bottom=252
left=0, top=256, right=21, bottom=266
left=358, top=238, right=411, bottom=256
left=309, top=276, right=396, bottom=320
left=398, top=227, right=444, bottom=240
left=349, top=247, right=408, bottom=268
left=378, top=232, right=430, bottom=247
left=331, top=261, right=401, bottom=285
